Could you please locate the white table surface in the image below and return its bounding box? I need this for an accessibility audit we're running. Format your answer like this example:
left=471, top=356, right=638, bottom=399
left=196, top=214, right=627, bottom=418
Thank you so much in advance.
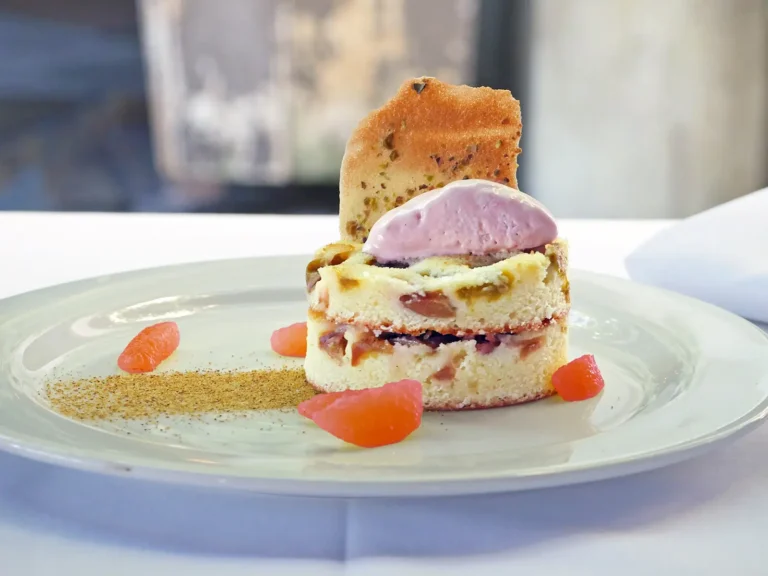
left=1, top=212, right=766, bottom=575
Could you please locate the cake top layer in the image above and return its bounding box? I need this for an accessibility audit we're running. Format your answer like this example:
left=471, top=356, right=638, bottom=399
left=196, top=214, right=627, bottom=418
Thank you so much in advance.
left=362, top=179, right=557, bottom=262
left=339, top=76, right=523, bottom=242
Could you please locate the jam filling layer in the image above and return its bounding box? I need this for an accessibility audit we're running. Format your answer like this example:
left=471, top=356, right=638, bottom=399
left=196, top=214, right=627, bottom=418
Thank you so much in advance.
left=318, top=318, right=553, bottom=366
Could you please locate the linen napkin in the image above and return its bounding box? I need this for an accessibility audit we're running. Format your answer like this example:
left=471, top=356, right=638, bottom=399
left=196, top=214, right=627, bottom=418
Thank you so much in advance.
left=625, top=186, right=768, bottom=323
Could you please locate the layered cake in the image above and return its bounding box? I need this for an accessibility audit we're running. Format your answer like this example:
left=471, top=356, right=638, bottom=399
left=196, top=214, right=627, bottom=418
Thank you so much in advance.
left=304, top=77, right=569, bottom=410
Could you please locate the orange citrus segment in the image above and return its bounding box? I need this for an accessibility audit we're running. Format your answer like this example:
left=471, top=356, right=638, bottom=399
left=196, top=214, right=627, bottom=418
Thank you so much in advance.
left=552, top=354, right=605, bottom=401
left=117, top=321, right=180, bottom=374
left=299, top=380, right=423, bottom=448
left=270, top=322, right=308, bottom=357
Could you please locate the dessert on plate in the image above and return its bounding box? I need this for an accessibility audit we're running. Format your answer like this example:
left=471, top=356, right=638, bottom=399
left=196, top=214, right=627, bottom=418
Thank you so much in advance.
left=304, top=77, right=569, bottom=410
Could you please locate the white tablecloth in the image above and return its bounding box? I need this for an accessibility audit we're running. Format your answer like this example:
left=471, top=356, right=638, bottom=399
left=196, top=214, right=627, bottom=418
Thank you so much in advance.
left=1, top=212, right=765, bottom=575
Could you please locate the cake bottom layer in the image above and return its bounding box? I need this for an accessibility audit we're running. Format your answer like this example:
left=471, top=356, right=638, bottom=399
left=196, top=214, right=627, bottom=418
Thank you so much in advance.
left=304, top=313, right=568, bottom=411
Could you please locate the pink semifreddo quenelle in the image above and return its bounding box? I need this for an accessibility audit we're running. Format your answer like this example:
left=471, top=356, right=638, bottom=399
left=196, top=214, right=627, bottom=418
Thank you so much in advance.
left=362, top=179, right=558, bottom=262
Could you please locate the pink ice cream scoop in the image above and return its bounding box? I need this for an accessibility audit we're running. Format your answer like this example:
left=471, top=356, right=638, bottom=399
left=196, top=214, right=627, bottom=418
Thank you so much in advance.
left=362, top=179, right=557, bottom=262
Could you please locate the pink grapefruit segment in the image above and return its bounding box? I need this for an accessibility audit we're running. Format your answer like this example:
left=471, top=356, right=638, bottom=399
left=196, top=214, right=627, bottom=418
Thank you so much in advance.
left=297, top=380, right=424, bottom=448
left=270, top=322, right=308, bottom=357
left=117, top=321, right=180, bottom=374
left=552, top=354, right=605, bottom=401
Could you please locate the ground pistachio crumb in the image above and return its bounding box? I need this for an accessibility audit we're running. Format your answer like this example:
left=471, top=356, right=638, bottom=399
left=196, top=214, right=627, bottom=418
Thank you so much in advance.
left=45, top=368, right=317, bottom=422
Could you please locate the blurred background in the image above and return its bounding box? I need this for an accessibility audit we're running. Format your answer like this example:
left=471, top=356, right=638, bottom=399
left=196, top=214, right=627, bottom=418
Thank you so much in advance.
left=0, top=0, right=765, bottom=217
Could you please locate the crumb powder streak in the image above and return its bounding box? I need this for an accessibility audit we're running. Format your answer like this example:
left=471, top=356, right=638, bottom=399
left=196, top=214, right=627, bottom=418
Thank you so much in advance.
left=45, top=368, right=316, bottom=421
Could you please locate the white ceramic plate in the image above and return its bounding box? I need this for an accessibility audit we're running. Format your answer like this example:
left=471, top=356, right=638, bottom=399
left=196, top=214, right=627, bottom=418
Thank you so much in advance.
left=0, top=256, right=767, bottom=497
